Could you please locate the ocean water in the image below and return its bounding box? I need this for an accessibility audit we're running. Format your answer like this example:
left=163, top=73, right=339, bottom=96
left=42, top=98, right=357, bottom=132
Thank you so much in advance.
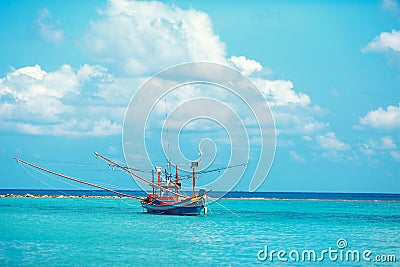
left=1, top=197, right=399, bottom=266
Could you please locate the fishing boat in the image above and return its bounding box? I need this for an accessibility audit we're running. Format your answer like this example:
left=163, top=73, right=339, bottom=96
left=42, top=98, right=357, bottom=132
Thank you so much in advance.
left=140, top=161, right=208, bottom=215
left=14, top=152, right=210, bottom=216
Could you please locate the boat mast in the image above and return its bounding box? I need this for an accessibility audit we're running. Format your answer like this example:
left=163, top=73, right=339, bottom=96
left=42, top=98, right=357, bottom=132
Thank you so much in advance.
left=175, top=165, right=179, bottom=201
left=191, top=161, right=198, bottom=197
left=156, top=166, right=162, bottom=184
left=192, top=168, right=196, bottom=197
left=151, top=169, right=155, bottom=196
left=156, top=166, right=162, bottom=196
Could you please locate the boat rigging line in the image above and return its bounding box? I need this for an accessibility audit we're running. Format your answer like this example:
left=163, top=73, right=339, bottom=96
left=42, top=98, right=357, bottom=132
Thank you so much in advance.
left=14, top=157, right=143, bottom=200
left=94, top=152, right=190, bottom=199
left=178, top=162, right=247, bottom=180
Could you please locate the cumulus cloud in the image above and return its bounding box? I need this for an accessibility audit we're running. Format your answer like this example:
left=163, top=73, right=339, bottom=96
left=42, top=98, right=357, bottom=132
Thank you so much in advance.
left=229, top=56, right=262, bottom=76
left=2, top=1, right=326, bottom=141
left=272, top=107, right=327, bottom=136
left=365, top=136, right=397, bottom=150
left=0, top=64, right=126, bottom=136
left=1, top=118, right=120, bottom=137
left=228, top=56, right=318, bottom=137
left=321, top=150, right=347, bottom=162
left=359, top=143, right=375, bottom=156
left=81, top=0, right=321, bottom=140
left=359, top=136, right=397, bottom=159
left=246, top=68, right=328, bottom=138
left=289, top=150, right=306, bottom=163
left=83, top=0, right=227, bottom=76
left=381, top=0, right=400, bottom=14
left=362, top=30, right=400, bottom=53
left=359, top=103, right=400, bottom=129
left=379, top=136, right=397, bottom=149
left=316, top=132, right=350, bottom=151
left=0, top=65, right=78, bottom=123
left=254, top=79, right=311, bottom=107
left=390, top=150, right=400, bottom=162
left=35, top=8, right=64, bottom=44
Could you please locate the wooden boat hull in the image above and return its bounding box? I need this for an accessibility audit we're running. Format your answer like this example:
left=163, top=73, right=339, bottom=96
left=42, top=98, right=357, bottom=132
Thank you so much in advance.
left=141, top=196, right=205, bottom=215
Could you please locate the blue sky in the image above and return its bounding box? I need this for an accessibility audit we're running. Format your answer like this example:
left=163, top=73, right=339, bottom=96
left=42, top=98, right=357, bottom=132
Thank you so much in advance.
left=0, top=0, right=399, bottom=193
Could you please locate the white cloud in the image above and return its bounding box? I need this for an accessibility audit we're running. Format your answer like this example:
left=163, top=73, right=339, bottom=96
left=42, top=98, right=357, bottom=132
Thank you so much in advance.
left=83, top=0, right=227, bottom=75
left=289, top=150, right=306, bottom=163
left=359, top=143, right=375, bottom=156
left=35, top=8, right=64, bottom=44
left=229, top=56, right=262, bottom=76
left=359, top=136, right=397, bottom=158
left=379, top=136, right=397, bottom=149
left=271, top=105, right=327, bottom=136
left=254, top=79, right=311, bottom=107
left=364, top=136, right=397, bottom=151
left=0, top=64, right=126, bottom=136
left=2, top=118, right=121, bottom=137
left=0, top=64, right=78, bottom=123
left=227, top=57, right=321, bottom=138
left=2, top=1, right=327, bottom=143
left=316, top=132, right=350, bottom=151
left=301, top=121, right=327, bottom=133
left=362, top=30, right=400, bottom=53
left=359, top=103, right=400, bottom=129
left=250, top=78, right=320, bottom=138
left=390, top=150, right=400, bottom=162
left=80, top=0, right=321, bottom=141
left=321, top=150, right=346, bottom=162
left=381, top=0, right=400, bottom=13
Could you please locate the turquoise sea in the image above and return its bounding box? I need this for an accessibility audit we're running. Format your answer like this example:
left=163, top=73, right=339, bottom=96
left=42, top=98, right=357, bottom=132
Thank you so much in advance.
left=1, top=196, right=399, bottom=266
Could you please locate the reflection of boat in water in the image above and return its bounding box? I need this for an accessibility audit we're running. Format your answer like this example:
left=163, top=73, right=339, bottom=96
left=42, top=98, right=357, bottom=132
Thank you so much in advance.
left=14, top=152, right=210, bottom=216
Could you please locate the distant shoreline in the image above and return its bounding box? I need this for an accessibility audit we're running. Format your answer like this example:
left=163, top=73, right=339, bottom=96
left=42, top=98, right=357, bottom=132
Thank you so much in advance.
left=1, top=190, right=400, bottom=202
left=218, top=197, right=400, bottom=202
left=0, top=193, right=121, bottom=199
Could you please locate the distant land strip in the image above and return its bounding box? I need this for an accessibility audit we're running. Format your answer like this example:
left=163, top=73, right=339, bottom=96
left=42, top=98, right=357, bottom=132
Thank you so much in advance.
left=1, top=190, right=399, bottom=201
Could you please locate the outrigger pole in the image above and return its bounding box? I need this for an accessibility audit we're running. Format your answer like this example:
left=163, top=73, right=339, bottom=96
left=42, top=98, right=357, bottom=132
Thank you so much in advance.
left=14, top=157, right=143, bottom=199
left=94, top=152, right=189, bottom=199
